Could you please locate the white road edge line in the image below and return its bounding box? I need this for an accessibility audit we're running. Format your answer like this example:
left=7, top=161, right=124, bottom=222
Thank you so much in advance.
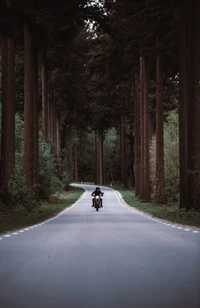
left=113, top=189, right=199, bottom=234
left=0, top=187, right=87, bottom=240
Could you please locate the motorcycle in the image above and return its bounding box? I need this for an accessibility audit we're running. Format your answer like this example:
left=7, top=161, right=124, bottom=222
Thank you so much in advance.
left=94, top=194, right=103, bottom=211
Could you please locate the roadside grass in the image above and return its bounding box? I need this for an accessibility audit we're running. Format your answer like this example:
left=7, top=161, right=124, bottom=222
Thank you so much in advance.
left=116, top=188, right=200, bottom=229
left=0, top=187, right=84, bottom=235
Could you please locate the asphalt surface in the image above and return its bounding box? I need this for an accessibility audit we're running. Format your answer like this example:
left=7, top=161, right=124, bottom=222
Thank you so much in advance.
left=0, top=184, right=200, bottom=308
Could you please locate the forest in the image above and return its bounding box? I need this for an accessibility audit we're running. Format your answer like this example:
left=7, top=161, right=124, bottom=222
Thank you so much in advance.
left=0, top=0, right=200, bottom=215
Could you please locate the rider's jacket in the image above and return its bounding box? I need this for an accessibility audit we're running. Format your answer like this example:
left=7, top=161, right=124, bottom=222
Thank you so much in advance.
left=91, top=189, right=103, bottom=196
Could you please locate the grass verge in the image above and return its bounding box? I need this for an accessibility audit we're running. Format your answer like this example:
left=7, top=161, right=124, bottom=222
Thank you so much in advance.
left=116, top=188, right=200, bottom=229
left=0, top=187, right=84, bottom=235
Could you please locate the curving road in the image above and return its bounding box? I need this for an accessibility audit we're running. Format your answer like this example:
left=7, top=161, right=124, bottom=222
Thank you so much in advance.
left=0, top=184, right=200, bottom=308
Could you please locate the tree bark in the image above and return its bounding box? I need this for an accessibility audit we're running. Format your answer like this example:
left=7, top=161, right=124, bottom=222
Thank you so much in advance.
left=56, top=114, right=61, bottom=157
left=95, top=132, right=99, bottom=184
left=101, top=134, right=105, bottom=184
left=156, top=52, right=166, bottom=204
left=120, top=115, right=125, bottom=185
left=50, top=100, right=54, bottom=144
left=99, top=133, right=103, bottom=185
left=74, top=142, right=78, bottom=182
left=53, top=101, right=57, bottom=154
left=143, top=60, right=150, bottom=200
left=130, top=123, right=135, bottom=188
left=41, top=60, right=48, bottom=141
left=179, top=0, right=188, bottom=209
left=32, top=47, right=39, bottom=199
left=124, top=116, right=128, bottom=188
left=47, top=93, right=51, bottom=141
left=24, top=22, right=34, bottom=187
left=140, top=56, right=145, bottom=198
left=68, top=131, right=73, bottom=180
left=95, top=132, right=103, bottom=185
left=0, top=37, right=15, bottom=190
left=134, top=71, right=141, bottom=195
left=187, top=0, right=200, bottom=210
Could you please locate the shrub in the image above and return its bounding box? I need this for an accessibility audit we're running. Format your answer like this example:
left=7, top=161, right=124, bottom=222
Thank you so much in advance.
left=150, top=110, right=179, bottom=203
left=38, top=141, right=70, bottom=199
left=8, top=168, right=37, bottom=210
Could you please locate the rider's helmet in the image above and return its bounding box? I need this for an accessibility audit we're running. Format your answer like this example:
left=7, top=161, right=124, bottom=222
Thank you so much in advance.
left=96, top=187, right=100, bottom=190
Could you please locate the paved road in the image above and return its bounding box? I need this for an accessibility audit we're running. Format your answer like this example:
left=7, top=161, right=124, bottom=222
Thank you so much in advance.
left=0, top=184, right=200, bottom=308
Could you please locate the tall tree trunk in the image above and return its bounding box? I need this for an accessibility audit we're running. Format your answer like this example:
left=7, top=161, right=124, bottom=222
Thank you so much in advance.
left=124, top=116, right=128, bottom=188
left=0, top=37, right=15, bottom=190
left=74, top=142, right=78, bottom=182
left=156, top=51, right=166, bottom=204
left=95, top=132, right=103, bottom=185
left=95, top=132, right=99, bottom=184
left=179, top=0, right=188, bottom=209
left=56, top=114, right=61, bottom=157
left=187, top=0, right=200, bottom=210
left=41, top=60, right=48, bottom=141
left=134, top=71, right=141, bottom=195
left=53, top=101, right=56, bottom=154
left=32, top=47, right=39, bottom=199
left=68, top=131, right=73, bottom=180
left=143, top=59, right=150, bottom=200
left=50, top=100, right=53, bottom=144
left=47, top=93, right=51, bottom=141
left=101, top=134, right=105, bottom=184
left=24, top=22, right=34, bottom=187
left=130, top=124, right=135, bottom=188
left=120, top=115, right=125, bottom=185
left=140, top=56, right=145, bottom=198
left=98, top=133, right=103, bottom=185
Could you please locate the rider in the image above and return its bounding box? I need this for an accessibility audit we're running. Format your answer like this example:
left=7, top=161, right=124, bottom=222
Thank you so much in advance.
left=91, top=187, right=104, bottom=207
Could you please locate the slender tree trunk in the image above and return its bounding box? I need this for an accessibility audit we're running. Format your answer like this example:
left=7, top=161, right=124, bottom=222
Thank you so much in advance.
left=134, top=71, right=141, bottom=195
left=32, top=47, right=39, bottom=199
left=95, top=132, right=99, bottom=184
left=101, top=134, right=105, bottom=184
left=0, top=39, right=8, bottom=189
left=74, top=142, right=78, bottom=182
left=41, top=60, right=48, bottom=141
left=47, top=93, right=51, bottom=141
left=0, top=37, right=15, bottom=190
left=50, top=100, right=53, bottom=144
left=95, top=132, right=103, bottom=185
left=53, top=101, right=57, bottom=154
left=156, top=51, right=166, bottom=204
left=24, top=22, right=34, bottom=187
left=179, top=0, right=188, bottom=209
left=187, top=0, right=200, bottom=210
left=130, top=124, right=135, bottom=188
left=68, top=131, right=73, bottom=180
left=143, top=59, right=150, bottom=200
left=98, top=133, right=103, bottom=185
left=56, top=114, right=61, bottom=157
left=124, top=116, right=128, bottom=188
left=120, top=115, right=125, bottom=185
left=140, top=56, right=145, bottom=198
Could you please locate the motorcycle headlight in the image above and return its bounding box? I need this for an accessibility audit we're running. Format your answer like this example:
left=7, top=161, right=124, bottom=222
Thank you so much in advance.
left=96, top=196, right=99, bottom=199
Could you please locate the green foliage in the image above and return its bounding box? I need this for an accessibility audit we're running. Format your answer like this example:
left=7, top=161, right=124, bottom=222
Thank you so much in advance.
left=0, top=113, right=70, bottom=206
left=15, top=114, right=24, bottom=165
left=150, top=110, right=179, bottom=204
left=8, top=169, right=37, bottom=211
left=38, top=140, right=54, bottom=199
left=38, top=141, right=70, bottom=199
left=164, top=110, right=179, bottom=202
